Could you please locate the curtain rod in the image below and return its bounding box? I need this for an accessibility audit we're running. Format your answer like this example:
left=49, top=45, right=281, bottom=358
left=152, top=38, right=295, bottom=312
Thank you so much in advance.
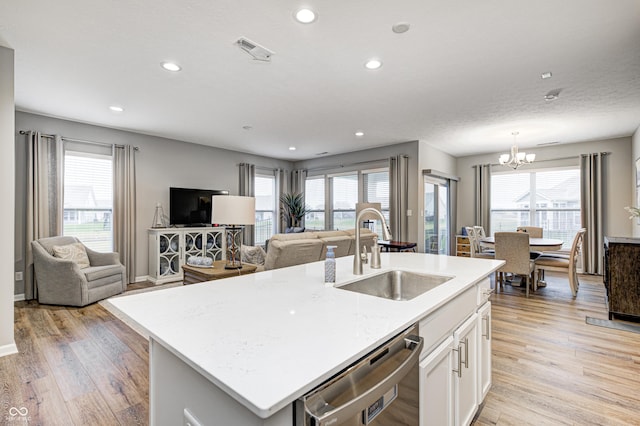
left=305, top=157, right=389, bottom=173
left=19, top=130, right=140, bottom=151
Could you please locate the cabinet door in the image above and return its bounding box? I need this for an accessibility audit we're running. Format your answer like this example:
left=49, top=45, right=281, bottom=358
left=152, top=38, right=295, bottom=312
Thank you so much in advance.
left=158, top=232, right=181, bottom=277
left=183, top=230, right=204, bottom=263
left=419, top=336, right=454, bottom=426
left=477, top=302, right=492, bottom=402
left=204, top=229, right=225, bottom=261
left=454, top=313, right=478, bottom=426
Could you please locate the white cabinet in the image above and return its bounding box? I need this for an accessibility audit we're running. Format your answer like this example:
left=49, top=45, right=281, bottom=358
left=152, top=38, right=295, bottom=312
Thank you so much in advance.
left=454, top=313, right=478, bottom=426
left=148, top=227, right=226, bottom=284
left=420, top=336, right=455, bottom=426
left=477, top=302, right=492, bottom=402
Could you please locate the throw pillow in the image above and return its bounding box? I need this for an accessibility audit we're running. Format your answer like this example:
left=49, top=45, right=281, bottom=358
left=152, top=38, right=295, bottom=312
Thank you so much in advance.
left=241, top=245, right=266, bottom=265
left=52, top=242, right=91, bottom=269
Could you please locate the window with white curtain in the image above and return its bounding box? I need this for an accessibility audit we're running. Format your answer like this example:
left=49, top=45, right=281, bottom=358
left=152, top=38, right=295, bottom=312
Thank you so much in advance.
left=304, top=177, right=325, bottom=230
left=63, top=151, right=113, bottom=251
left=490, top=167, right=580, bottom=250
left=305, top=167, right=390, bottom=232
left=254, top=174, right=276, bottom=245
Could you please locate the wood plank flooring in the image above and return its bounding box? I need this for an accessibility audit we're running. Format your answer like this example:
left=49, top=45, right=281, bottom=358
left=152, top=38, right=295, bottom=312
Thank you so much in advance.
left=1, top=273, right=639, bottom=425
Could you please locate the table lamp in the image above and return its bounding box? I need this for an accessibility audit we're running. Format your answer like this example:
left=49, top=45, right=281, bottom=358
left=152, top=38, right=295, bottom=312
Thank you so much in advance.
left=211, top=195, right=255, bottom=269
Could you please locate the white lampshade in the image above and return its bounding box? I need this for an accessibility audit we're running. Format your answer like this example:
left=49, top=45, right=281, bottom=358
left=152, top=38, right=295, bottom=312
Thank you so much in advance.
left=211, top=196, right=255, bottom=225
left=356, top=202, right=382, bottom=221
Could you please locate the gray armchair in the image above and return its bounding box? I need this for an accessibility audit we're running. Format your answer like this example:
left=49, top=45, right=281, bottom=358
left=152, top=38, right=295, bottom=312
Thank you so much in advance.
left=31, top=236, right=126, bottom=306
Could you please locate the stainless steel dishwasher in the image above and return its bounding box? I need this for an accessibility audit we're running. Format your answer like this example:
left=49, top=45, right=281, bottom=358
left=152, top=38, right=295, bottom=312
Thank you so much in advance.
left=295, top=324, right=423, bottom=426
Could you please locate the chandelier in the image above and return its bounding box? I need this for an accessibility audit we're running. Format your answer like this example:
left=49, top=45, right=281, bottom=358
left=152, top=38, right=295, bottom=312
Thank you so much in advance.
left=499, top=132, right=535, bottom=169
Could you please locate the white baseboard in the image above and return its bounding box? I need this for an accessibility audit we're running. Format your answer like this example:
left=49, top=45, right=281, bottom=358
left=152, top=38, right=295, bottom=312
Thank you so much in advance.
left=0, top=342, right=18, bottom=358
left=14, top=293, right=25, bottom=302
left=134, top=275, right=150, bottom=283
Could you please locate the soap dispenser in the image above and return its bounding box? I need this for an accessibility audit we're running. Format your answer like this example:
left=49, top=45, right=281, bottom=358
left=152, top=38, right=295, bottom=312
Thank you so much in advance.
left=371, top=241, right=382, bottom=269
left=325, top=245, right=337, bottom=284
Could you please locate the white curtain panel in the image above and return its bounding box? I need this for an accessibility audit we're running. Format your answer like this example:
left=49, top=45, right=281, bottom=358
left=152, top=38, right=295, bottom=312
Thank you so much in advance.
left=238, top=163, right=255, bottom=245
left=580, top=152, right=607, bottom=275
left=25, top=132, right=63, bottom=299
left=473, top=164, right=491, bottom=235
left=113, top=145, right=137, bottom=283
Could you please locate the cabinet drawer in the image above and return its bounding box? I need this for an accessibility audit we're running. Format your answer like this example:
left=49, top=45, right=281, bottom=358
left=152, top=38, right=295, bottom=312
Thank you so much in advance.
left=457, top=236, right=470, bottom=244
left=419, top=286, right=476, bottom=356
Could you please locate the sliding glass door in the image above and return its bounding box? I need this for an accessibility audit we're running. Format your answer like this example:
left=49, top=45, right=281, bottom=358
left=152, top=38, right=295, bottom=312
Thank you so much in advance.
left=424, top=176, right=449, bottom=254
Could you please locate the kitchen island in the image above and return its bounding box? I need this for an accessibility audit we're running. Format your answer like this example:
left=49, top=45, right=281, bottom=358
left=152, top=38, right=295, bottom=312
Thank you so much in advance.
left=110, top=253, right=503, bottom=425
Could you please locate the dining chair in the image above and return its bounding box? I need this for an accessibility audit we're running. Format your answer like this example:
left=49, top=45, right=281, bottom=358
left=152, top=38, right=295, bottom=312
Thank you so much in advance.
left=534, top=228, right=587, bottom=297
left=465, top=226, right=494, bottom=259
left=516, top=226, right=544, bottom=238
left=494, top=232, right=535, bottom=297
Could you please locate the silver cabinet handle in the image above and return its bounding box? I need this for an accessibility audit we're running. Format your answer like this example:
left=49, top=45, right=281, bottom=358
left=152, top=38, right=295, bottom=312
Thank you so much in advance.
left=482, top=315, right=491, bottom=340
left=306, top=335, right=423, bottom=426
left=452, top=344, right=462, bottom=378
left=462, top=337, right=469, bottom=369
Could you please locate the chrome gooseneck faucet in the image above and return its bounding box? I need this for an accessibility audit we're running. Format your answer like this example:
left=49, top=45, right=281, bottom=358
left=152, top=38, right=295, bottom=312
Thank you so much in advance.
left=353, top=208, right=392, bottom=275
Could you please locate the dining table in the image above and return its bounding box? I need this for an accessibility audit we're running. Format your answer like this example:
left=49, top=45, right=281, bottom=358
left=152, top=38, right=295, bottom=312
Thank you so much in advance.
left=480, top=236, right=563, bottom=252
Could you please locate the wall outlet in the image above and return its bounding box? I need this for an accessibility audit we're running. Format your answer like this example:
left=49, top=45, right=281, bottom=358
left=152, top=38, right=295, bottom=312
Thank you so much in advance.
left=15, top=271, right=23, bottom=281
left=406, top=209, right=412, bottom=216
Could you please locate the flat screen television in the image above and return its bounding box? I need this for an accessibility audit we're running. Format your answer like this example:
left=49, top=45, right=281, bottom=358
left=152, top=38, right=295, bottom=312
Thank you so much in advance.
left=169, top=187, right=229, bottom=226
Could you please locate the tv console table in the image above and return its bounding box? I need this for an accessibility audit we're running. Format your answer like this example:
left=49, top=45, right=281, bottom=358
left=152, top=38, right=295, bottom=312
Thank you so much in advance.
left=148, top=227, right=226, bottom=284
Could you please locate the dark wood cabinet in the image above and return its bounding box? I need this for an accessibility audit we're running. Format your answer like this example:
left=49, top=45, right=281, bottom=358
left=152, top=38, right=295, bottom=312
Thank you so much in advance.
left=603, top=237, right=640, bottom=320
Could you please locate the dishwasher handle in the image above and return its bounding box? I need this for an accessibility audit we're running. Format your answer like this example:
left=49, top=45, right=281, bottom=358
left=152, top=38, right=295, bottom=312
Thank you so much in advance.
left=307, top=335, right=423, bottom=426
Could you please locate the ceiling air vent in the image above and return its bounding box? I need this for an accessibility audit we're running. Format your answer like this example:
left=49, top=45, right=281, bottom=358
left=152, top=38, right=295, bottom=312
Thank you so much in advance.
left=236, top=37, right=274, bottom=62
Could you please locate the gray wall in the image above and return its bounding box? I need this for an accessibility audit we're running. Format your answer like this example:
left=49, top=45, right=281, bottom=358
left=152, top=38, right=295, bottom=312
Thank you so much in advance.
left=455, top=136, right=633, bottom=239
left=294, top=141, right=420, bottom=244
left=15, top=112, right=294, bottom=289
left=1, top=46, right=16, bottom=355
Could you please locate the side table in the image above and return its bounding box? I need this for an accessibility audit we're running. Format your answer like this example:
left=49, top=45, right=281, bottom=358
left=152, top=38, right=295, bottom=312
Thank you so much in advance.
left=182, top=261, right=257, bottom=285
left=378, top=240, right=417, bottom=252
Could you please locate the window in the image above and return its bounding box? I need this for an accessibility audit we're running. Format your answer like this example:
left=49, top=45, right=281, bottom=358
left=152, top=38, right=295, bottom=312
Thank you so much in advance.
left=304, top=177, right=325, bottom=230
left=331, top=173, right=358, bottom=230
left=491, top=168, right=580, bottom=250
left=254, top=174, right=276, bottom=245
left=63, top=151, right=113, bottom=251
left=304, top=167, right=390, bottom=232
left=363, top=170, right=390, bottom=236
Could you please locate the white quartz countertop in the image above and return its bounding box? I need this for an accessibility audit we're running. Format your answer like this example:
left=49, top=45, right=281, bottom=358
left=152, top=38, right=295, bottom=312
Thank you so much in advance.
left=110, top=253, right=502, bottom=418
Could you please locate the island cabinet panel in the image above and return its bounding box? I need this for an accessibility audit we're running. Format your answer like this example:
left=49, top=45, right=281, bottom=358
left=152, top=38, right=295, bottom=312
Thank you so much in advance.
left=419, top=336, right=455, bottom=426
left=150, top=339, right=291, bottom=426
left=477, top=302, right=492, bottom=402
left=603, top=237, right=640, bottom=320
left=454, top=314, right=478, bottom=426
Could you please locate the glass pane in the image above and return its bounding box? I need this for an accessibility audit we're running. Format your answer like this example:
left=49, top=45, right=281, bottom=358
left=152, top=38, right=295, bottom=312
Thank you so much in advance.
left=304, top=212, right=325, bottom=231
left=63, top=152, right=113, bottom=252
left=332, top=174, right=358, bottom=230
left=305, top=178, right=325, bottom=210
left=255, top=175, right=274, bottom=211
left=255, top=211, right=273, bottom=246
left=535, top=169, right=581, bottom=249
left=438, top=184, right=448, bottom=254
left=424, top=182, right=436, bottom=253
left=364, top=171, right=389, bottom=209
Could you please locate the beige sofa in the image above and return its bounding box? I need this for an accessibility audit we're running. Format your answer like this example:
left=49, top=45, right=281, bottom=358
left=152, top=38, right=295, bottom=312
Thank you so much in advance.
left=258, top=228, right=378, bottom=271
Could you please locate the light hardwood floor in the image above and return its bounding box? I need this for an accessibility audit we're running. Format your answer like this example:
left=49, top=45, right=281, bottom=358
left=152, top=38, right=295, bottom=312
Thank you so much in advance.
left=1, top=273, right=639, bottom=425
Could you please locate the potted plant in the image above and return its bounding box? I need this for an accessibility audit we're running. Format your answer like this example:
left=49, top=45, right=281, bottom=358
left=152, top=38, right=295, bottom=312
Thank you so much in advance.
left=280, top=192, right=307, bottom=233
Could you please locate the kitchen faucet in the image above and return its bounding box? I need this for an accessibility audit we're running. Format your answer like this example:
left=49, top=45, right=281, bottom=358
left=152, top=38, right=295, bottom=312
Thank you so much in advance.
left=353, top=208, right=392, bottom=275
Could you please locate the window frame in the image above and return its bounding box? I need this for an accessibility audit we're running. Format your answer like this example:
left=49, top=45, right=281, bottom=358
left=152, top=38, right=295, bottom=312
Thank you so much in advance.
left=254, top=173, right=276, bottom=246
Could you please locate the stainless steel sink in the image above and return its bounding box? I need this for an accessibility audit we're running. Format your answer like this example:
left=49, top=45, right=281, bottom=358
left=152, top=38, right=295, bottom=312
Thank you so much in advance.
left=337, top=270, right=453, bottom=301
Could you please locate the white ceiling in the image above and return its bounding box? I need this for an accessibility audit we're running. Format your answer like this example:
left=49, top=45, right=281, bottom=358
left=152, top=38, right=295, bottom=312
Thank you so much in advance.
left=1, top=0, right=639, bottom=160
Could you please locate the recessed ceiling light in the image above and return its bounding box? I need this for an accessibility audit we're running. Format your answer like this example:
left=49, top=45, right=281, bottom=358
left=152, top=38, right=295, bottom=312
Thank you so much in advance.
left=355, top=131, right=364, bottom=137
left=544, top=89, right=561, bottom=101
left=365, top=59, right=382, bottom=70
left=294, top=8, right=317, bottom=24
left=109, top=106, right=124, bottom=112
left=392, top=22, right=411, bottom=34
left=289, top=146, right=296, bottom=151
left=541, top=71, right=553, bottom=79
left=161, top=61, right=181, bottom=72
left=242, top=125, right=253, bottom=130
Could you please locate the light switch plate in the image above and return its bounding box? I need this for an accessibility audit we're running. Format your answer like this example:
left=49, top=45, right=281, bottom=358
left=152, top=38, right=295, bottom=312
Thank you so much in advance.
left=406, top=209, right=412, bottom=216
left=15, top=271, right=23, bottom=281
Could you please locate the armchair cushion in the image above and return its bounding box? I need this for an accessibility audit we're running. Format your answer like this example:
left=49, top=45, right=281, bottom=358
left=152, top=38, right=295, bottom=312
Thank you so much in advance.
left=52, top=242, right=91, bottom=269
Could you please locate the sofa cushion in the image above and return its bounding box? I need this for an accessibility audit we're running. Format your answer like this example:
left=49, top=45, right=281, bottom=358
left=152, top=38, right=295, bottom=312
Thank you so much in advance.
left=241, top=245, right=267, bottom=265
left=270, top=232, right=319, bottom=242
left=264, top=239, right=323, bottom=270
left=52, top=242, right=91, bottom=269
